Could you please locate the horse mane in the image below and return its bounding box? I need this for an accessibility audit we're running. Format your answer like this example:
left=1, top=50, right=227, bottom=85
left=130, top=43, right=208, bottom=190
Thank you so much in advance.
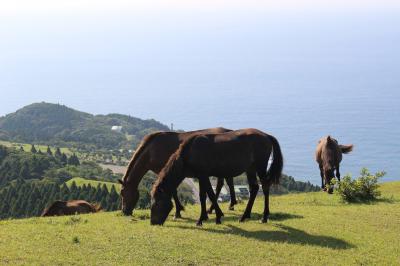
left=123, top=131, right=164, bottom=183
left=151, top=136, right=195, bottom=198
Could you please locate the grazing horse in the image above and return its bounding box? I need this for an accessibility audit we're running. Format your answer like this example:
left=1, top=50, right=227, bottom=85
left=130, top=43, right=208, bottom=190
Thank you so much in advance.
left=41, top=200, right=101, bottom=217
left=118, top=128, right=237, bottom=217
left=151, top=128, right=283, bottom=226
left=315, top=136, right=353, bottom=193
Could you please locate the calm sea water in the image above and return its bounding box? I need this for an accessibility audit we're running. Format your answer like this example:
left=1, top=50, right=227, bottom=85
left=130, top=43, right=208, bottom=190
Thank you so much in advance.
left=1, top=11, right=399, bottom=184
left=118, top=69, right=400, bottom=185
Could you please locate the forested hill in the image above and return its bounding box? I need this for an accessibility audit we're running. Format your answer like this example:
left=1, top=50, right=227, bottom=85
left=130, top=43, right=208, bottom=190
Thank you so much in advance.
left=0, top=102, right=169, bottom=149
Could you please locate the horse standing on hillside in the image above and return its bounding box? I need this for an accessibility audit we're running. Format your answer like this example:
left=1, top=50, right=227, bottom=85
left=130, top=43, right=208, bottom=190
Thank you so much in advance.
left=41, top=200, right=101, bottom=217
left=118, top=128, right=237, bottom=218
left=151, top=128, right=283, bottom=226
left=315, top=136, right=353, bottom=193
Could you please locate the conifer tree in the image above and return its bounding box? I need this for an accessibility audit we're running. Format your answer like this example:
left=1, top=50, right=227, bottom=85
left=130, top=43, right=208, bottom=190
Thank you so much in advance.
left=30, top=144, right=37, bottom=154
left=55, top=147, right=62, bottom=158
left=68, top=154, right=80, bottom=166
left=60, top=153, right=68, bottom=165
left=46, top=146, right=53, bottom=156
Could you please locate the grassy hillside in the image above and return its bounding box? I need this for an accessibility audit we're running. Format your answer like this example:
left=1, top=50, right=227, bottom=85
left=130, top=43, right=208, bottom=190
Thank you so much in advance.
left=0, top=102, right=169, bottom=149
left=66, top=177, right=120, bottom=192
left=0, top=182, right=399, bottom=265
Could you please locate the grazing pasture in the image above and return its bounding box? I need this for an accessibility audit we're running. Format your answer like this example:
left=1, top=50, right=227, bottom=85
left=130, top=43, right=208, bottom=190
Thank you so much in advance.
left=0, top=182, right=399, bottom=265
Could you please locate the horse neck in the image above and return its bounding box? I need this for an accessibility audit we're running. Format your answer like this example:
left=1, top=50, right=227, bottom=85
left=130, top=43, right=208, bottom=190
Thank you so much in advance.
left=124, top=154, right=150, bottom=190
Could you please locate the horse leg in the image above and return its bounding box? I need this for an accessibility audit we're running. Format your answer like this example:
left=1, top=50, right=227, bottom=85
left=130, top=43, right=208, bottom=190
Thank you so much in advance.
left=259, top=173, right=271, bottom=223
left=196, top=178, right=209, bottom=226
left=207, top=177, right=223, bottom=214
left=336, top=164, right=341, bottom=182
left=203, top=177, right=224, bottom=224
left=226, top=176, right=237, bottom=210
left=172, top=190, right=184, bottom=219
left=240, top=170, right=258, bottom=222
left=319, top=164, right=325, bottom=190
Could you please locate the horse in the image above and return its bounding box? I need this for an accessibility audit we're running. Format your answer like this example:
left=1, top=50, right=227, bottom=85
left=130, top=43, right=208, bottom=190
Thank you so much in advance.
left=315, top=136, right=353, bottom=193
left=41, top=200, right=101, bottom=217
left=151, top=128, right=283, bottom=226
left=118, top=128, right=237, bottom=218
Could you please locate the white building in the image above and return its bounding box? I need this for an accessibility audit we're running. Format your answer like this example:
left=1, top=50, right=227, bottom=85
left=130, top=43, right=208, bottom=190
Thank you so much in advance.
left=111, top=126, right=122, bottom=132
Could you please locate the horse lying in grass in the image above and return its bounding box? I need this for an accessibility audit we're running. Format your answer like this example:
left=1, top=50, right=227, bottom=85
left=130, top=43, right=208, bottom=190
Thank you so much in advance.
left=41, top=200, right=101, bottom=217
left=315, top=136, right=353, bottom=193
left=151, top=128, right=283, bottom=226
left=118, top=127, right=237, bottom=218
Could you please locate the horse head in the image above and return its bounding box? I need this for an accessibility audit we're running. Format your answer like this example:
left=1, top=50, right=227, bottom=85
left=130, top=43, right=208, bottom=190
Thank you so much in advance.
left=118, top=179, right=139, bottom=216
left=150, top=186, right=173, bottom=225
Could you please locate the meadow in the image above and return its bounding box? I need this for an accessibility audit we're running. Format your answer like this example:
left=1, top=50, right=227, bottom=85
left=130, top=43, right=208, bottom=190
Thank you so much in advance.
left=0, top=182, right=399, bottom=265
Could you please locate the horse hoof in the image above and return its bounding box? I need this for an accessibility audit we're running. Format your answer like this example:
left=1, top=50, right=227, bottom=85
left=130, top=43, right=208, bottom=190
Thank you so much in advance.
left=196, top=221, right=203, bottom=226
left=228, top=206, right=234, bottom=211
left=203, top=215, right=209, bottom=221
left=174, top=214, right=182, bottom=220
left=260, top=218, right=268, bottom=223
left=216, top=219, right=222, bottom=225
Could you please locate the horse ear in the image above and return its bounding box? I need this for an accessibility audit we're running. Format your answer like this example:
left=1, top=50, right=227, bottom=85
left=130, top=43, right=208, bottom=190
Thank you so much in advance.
left=327, top=136, right=332, bottom=142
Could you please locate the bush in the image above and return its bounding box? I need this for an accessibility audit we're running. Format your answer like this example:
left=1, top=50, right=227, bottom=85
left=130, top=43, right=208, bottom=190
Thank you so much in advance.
left=333, top=168, right=385, bottom=203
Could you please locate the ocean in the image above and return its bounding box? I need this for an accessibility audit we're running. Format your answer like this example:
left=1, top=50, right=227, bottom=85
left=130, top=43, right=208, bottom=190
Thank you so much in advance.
left=123, top=72, right=400, bottom=185
left=1, top=10, right=399, bottom=184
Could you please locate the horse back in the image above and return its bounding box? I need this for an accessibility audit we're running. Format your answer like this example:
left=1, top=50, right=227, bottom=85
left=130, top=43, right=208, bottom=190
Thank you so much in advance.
left=184, top=129, right=272, bottom=177
left=316, top=137, right=343, bottom=167
left=144, top=128, right=232, bottom=172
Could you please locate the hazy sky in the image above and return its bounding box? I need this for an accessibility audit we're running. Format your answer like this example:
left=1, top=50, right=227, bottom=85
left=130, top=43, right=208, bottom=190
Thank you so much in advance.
left=0, top=0, right=399, bottom=120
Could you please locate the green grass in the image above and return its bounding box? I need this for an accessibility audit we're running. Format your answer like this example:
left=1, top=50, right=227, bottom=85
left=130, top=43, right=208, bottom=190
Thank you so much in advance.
left=65, top=177, right=120, bottom=192
left=0, top=182, right=399, bottom=265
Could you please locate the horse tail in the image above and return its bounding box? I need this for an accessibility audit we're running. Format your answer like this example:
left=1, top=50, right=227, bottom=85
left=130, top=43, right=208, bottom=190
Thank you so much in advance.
left=267, top=135, right=283, bottom=184
left=122, top=132, right=163, bottom=181
left=340, top=144, right=353, bottom=154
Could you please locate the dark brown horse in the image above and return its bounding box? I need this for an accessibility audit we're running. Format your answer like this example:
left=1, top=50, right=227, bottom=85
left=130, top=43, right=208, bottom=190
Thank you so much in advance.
left=151, top=128, right=283, bottom=226
left=118, top=128, right=237, bottom=217
left=315, top=136, right=353, bottom=193
left=41, top=200, right=101, bottom=217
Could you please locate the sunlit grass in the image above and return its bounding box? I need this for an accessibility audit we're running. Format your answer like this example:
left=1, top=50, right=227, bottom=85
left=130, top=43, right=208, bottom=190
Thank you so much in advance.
left=0, top=182, right=399, bottom=265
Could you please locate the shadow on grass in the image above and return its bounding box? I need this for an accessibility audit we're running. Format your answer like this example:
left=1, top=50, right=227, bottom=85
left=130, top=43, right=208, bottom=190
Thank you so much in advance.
left=175, top=212, right=303, bottom=223
left=170, top=223, right=354, bottom=250
left=340, top=196, right=398, bottom=205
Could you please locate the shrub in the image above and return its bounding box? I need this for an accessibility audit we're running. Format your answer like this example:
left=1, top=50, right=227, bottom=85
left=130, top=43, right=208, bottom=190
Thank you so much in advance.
left=333, top=168, right=385, bottom=203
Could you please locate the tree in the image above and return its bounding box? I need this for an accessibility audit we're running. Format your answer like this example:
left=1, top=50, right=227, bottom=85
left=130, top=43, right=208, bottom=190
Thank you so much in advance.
left=60, top=153, right=68, bottom=165
left=55, top=147, right=62, bottom=158
left=68, top=153, right=80, bottom=166
left=19, top=161, right=30, bottom=179
left=46, top=146, right=53, bottom=156
left=30, top=144, right=37, bottom=154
